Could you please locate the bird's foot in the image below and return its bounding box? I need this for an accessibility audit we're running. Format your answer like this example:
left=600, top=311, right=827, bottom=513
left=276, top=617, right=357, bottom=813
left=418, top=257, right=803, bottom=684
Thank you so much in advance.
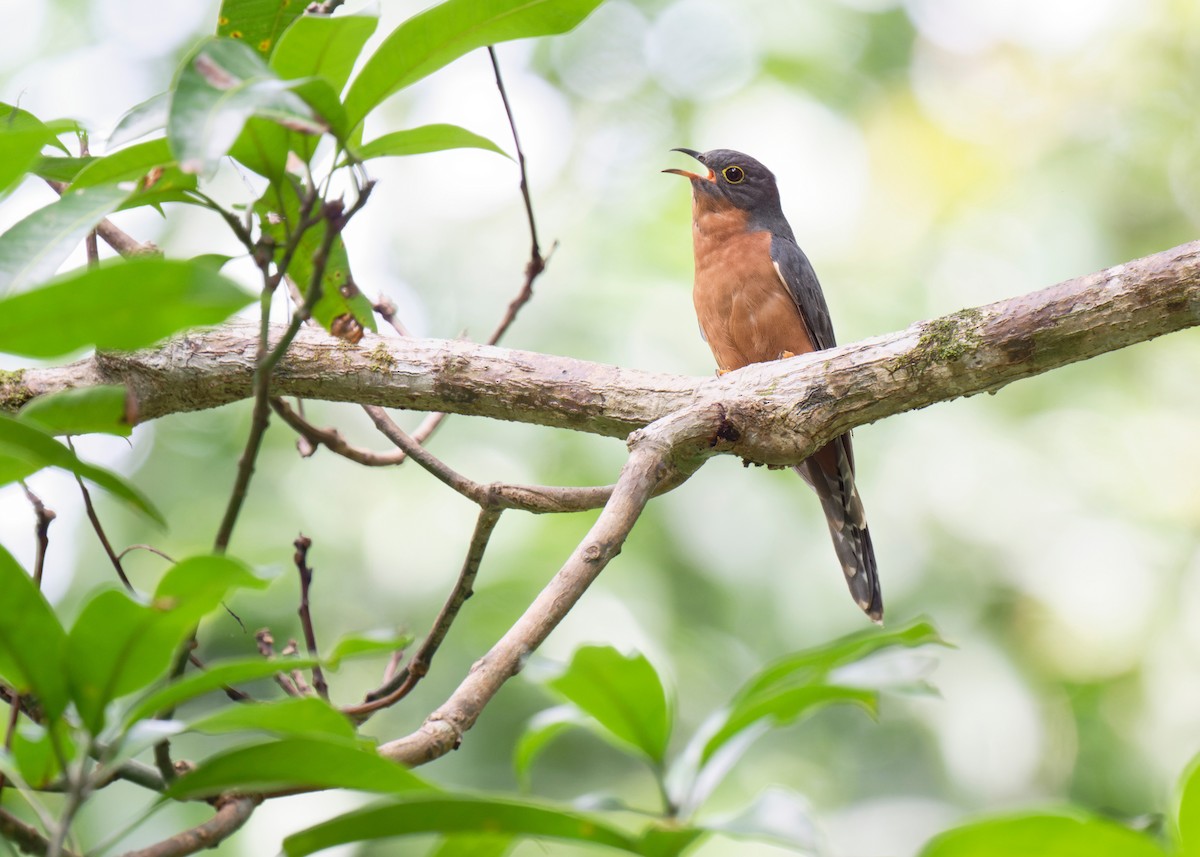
left=716, top=368, right=731, bottom=376
left=777, top=350, right=796, bottom=360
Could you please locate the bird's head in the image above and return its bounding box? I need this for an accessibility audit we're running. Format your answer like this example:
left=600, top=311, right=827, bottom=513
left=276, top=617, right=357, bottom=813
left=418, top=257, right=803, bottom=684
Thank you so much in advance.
left=663, top=148, right=784, bottom=219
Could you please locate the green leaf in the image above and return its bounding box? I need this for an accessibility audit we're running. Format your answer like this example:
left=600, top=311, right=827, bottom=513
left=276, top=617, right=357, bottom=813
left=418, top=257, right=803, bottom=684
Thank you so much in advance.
left=284, top=794, right=647, bottom=857
left=356, top=124, right=509, bottom=162
left=0, top=185, right=131, bottom=295
left=343, top=0, right=604, bottom=130
left=0, top=414, right=162, bottom=524
left=70, top=138, right=173, bottom=189
left=169, top=37, right=324, bottom=175
left=513, top=705, right=589, bottom=788
left=67, top=589, right=191, bottom=734
left=68, top=556, right=264, bottom=734
left=29, top=156, right=94, bottom=184
left=325, top=631, right=414, bottom=669
left=0, top=103, right=71, bottom=156
left=0, top=103, right=70, bottom=192
left=918, top=812, right=1168, bottom=857
left=153, top=554, right=267, bottom=627
left=122, top=655, right=320, bottom=729
left=0, top=545, right=70, bottom=719
left=428, top=835, right=513, bottom=857
left=1176, top=753, right=1200, bottom=856
left=217, top=0, right=306, bottom=56
left=545, top=646, right=672, bottom=765
left=273, top=12, right=378, bottom=94
left=0, top=129, right=51, bottom=196
left=735, top=618, right=946, bottom=704
left=188, top=697, right=358, bottom=742
left=9, top=720, right=75, bottom=788
left=255, top=181, right=376, bottom=337
left=19, top=385, right=133, bottom=437
left=231, top=78, right=349, bottom=177
left=0, top=257, right=254, bottom=359
left=167, top=736, right=429, bottom=798
left=702, top=685, right=876, bottom=768
left=109, top=92, right=169, bottom=148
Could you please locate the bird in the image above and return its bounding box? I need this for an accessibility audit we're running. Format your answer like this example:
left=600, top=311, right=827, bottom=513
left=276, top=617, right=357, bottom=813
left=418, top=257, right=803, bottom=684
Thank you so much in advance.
left=664, top=147, right=882, bottom=622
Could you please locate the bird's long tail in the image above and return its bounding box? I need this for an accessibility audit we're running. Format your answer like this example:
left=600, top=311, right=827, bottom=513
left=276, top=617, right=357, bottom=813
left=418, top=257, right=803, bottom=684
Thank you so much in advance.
left=794, top=434, right=882, bottom=622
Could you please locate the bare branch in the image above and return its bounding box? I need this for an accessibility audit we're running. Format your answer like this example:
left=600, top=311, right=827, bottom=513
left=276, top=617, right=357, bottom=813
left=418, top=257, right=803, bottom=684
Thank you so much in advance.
left=20, top=483, right=55, bottom=586
left=0, top=807, right=79, bottom=857
left=378, top=431, right=677, bottom=766
left=115, top=796, right=259, bottom=857
left=350, top=507, right=504, bottom=717
left=293, top=535, right=328, bottom=700
left=10, top=240, right=1194, bottom=468
left=362, top=405, right=636, bottom=513
left=68, top=445, right=133, bottom=591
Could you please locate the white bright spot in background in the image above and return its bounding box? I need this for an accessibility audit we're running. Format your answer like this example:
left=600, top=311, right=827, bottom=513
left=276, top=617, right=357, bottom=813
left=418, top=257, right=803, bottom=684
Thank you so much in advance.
left=693, top=87, right=871, bottom=253
left=645, top=0, right=758, bottom=100
left=915, top=642, right=1048, bottom=800
left=551, top=1, right=650, bottom=102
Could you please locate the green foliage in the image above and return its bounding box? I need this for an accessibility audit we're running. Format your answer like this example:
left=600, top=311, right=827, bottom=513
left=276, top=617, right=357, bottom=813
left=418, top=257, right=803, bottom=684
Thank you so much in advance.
left=217, top=0, right=306, bottom=57
left=343, top=0, right=605, bottom=130
left=1177, top=754, right=1200, bottom=856
left=0, top=185, right=130, bottom=293
left=356, top=124, right=510, bottom=162
left=167, top=736, right=429, bottom=798
left=19, top=385, right=132, bottom=436
left=0, top=413, right=162, bottom=522
left=168, top=37, right=325, bottom=176
left=67, top=556, right=265, bottom=734
left=121, top=655, right=321, bottom=729
left=186, top=696, right=358, bottom=742
left=544, top=645, right=673, bottom=764
left=918, top=812, right=1169, bottom=857
left=0, top=258, right=254, bottom=358
left=0, top=545, right=70, bottom=719
left=283, top=793, right=701, bottom=857
left=324, top=631, right=415, bottom=668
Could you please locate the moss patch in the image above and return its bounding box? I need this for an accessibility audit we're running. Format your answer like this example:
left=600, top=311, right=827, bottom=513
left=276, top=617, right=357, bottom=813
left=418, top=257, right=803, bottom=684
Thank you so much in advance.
left=898, top=308, right=983, bottom=374
left=367, top=341, right=396, bottom=373
left=0, top=368, right=31, bottom=411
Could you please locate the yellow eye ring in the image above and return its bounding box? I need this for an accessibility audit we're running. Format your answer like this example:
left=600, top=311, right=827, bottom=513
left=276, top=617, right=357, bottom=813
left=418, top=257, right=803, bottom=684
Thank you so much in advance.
left=722, top=165, right=746, bottom=184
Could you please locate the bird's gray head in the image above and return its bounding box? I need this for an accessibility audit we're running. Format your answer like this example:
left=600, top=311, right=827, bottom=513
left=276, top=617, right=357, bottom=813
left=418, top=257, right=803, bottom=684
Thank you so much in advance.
left=664, top=148, right=785, bottom=220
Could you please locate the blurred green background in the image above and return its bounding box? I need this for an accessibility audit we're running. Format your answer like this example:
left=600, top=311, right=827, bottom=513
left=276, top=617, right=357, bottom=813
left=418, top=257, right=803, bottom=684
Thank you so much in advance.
left=1, top=0, right=1199, bottom=854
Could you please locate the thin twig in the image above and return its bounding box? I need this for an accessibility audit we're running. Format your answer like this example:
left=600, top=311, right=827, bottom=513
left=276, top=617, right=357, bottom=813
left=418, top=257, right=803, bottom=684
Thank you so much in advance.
left=66, top=440, right=133, bottom=592
left=378, top=435, right=676, bottom=766
left=0, top=807, right=80, bottom=857
left=346, top=48, right=553, bottom=464
left=81, top=134, right=99, bottom=269
left=350, top=507, right=503, bottom=717
left=255, top=630, right=301, bottom=697
left=293, top=535, right=328, bottom=700
left=43, top=178, right=158, bottom=258
left=271, top=397, right=406, bottom=466
left=1, top=487, right=54, bottom=799
left=115, top=544, right=177, bottom=564
left=20, top=483, right=55, bottom=586
left=214, top=185, right=375, bottom=554
left=362, top=405, right=642, bottom=513
left=115, top=795, right=260, bottom=857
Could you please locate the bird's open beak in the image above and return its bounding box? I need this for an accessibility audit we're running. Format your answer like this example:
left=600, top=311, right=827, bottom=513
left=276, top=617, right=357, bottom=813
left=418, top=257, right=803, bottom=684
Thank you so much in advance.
left=663, top=147, right=714, bottom=182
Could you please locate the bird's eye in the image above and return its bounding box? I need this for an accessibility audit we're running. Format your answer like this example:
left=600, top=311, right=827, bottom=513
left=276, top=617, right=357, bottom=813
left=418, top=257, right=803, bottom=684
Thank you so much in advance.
left=722, top=165, right=746, bottom=184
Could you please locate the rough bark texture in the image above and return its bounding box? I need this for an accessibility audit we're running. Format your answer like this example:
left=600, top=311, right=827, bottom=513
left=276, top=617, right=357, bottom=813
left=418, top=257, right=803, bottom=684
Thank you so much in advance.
left=5, top=240, right=1198, bottom=467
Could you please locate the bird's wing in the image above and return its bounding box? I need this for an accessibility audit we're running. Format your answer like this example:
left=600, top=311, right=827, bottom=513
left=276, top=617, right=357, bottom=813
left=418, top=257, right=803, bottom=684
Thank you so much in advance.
left=769, top=235, right=837, bottom=351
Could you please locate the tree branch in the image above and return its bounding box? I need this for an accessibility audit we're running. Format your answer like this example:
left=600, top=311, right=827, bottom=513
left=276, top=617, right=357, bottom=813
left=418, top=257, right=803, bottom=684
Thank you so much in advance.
left=6, top=240, right=1197, bottom=466
left=115, top=796, right=259, bottom=857
left=378, top=429, right=676, bottom=766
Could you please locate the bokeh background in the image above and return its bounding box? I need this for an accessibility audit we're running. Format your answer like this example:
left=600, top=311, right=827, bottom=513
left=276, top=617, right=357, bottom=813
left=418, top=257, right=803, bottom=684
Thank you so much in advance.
left=2, top=0, right=1199, bottom=854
